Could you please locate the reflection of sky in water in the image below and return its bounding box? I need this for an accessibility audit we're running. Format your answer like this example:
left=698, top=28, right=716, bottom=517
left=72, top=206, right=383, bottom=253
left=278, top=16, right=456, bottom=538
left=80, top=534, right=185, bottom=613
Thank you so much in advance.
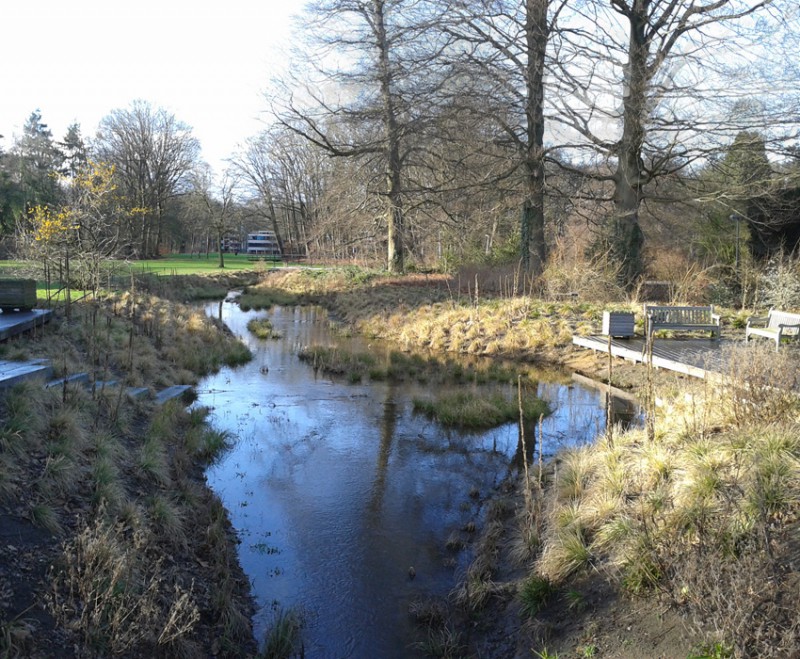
left=198, top=301, right=637, bottom=657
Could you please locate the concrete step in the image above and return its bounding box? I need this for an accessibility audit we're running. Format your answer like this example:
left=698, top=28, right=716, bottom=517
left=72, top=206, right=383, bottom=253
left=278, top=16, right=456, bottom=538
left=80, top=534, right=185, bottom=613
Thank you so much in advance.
left=154, top=385, right=194, bottom=405
left=0, top=360, right=53, bottom=389
left=45, top=372, right=90, bottom=389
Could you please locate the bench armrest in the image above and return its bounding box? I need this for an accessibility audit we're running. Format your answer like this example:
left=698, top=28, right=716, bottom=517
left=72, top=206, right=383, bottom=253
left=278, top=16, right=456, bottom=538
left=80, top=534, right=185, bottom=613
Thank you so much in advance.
left=778, top=323, right=800, bottom=330
left=712, top=313, right=721, bottom=324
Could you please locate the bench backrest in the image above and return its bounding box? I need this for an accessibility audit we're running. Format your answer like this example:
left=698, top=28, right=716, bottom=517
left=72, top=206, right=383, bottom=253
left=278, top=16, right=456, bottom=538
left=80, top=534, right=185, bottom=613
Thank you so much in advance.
left=645, top=305, right=714, bottom=326
left=768, top=309, right=800, bottom=335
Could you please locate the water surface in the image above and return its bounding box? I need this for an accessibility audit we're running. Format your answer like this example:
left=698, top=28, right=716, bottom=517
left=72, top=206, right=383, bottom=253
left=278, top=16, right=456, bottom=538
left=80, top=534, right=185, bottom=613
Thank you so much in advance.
left=198, top=300, right=636, bottom=656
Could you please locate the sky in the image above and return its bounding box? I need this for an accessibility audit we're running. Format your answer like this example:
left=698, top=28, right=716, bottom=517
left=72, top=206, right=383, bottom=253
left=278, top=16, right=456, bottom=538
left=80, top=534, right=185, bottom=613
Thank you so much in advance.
left=1, top=0, right=301, bottom=173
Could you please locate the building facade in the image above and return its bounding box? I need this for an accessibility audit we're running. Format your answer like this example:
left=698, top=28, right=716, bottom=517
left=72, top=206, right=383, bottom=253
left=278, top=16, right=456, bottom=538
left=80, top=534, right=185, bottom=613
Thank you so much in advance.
left=246, top=230, right=281, bottom=256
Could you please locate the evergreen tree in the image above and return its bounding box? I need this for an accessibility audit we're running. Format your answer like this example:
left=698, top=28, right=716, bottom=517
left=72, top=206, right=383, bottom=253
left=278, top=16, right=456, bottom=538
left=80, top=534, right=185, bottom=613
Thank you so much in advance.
left=14, top=110, right=64, bottom=211
left=59, top=123, right=88, bottom=180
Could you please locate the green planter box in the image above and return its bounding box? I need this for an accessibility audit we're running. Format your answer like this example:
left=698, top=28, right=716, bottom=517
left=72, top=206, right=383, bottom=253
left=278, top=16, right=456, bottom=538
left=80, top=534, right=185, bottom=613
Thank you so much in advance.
left=0, top=279, right=37, bottom=312
left=602, top=311, right=635, bottom=338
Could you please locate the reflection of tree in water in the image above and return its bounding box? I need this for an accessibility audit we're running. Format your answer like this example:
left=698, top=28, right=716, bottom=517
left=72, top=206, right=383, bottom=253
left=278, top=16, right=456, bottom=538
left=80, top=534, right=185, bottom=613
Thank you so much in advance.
left=605, top=392, right=639, bottom=431
left=511, top=380, right=540, bottom=474
left=367, top=383, right=398, bottom=516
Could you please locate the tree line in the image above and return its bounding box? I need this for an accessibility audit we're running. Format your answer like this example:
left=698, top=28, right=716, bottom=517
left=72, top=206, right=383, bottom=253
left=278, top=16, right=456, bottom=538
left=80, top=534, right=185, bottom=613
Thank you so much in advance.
left=1, top=0, right=798, bottom=294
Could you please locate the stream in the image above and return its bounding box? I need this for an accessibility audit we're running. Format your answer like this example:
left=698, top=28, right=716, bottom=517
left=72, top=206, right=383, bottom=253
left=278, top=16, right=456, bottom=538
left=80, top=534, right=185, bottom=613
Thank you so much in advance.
left=197, top=298, right=638, bottom=657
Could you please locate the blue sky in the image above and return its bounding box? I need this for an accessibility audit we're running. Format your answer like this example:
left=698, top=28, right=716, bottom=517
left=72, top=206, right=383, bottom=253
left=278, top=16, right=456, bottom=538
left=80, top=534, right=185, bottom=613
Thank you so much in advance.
left=1, top=0, right=300, bottom=172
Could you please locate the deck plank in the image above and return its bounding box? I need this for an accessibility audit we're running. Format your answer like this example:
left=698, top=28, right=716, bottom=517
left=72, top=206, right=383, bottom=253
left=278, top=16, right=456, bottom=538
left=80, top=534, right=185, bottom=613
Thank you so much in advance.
left=0, top=360, right=53, bottom=388
left=572, top=335, right=732, bottom=380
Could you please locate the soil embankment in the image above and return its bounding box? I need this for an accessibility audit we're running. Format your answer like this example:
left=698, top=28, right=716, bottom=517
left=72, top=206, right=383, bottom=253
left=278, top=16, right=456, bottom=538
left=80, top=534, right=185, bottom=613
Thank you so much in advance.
left=0, top=277, right=258, bottom=658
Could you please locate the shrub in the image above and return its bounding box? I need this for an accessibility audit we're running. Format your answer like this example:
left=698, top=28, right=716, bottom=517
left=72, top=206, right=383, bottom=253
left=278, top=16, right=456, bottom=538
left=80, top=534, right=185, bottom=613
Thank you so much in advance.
left=757, top=252, right=800, bottom=309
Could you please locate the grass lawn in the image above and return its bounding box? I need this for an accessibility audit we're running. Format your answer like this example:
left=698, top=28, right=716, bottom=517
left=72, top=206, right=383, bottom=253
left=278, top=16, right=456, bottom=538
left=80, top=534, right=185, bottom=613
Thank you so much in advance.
left=0, top=253, right=305, bottom=279
left=0, top=254, right=299, bottom=302
left=125, top=253, right=281, bottom=274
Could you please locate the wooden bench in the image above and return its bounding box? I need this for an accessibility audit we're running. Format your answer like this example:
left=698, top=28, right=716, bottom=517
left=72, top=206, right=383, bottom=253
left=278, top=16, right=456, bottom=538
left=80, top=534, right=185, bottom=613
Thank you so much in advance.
left=645, top=305, right=721, bottom=339
left=745, top=309, right=800, bottom=350
left=0, top=279, right=37, bottom=312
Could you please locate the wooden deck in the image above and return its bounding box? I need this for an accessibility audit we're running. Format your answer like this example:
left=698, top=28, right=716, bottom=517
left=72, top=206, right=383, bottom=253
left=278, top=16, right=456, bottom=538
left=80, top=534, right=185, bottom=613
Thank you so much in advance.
left=572, top=335, right=732, bottom=380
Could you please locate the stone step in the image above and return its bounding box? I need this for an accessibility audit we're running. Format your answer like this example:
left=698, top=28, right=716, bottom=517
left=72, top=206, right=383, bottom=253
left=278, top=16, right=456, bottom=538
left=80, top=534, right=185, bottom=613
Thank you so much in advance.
left=45, top=372, right=90, bottom=389
left=0, top=360, right=53, bottom=389
left=154, top=385, right=195, bottom=405
left=126, top=387, right=151, bottom=399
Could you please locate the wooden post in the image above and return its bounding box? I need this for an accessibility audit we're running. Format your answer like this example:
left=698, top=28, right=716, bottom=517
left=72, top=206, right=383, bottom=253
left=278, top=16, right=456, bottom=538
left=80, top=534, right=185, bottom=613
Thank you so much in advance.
left=646, top=322, right=656, bottom=443
left=606, top=333, right=614, bottom=447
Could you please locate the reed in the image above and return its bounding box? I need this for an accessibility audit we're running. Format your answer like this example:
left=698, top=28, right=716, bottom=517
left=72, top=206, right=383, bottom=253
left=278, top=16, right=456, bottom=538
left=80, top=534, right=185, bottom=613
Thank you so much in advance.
left=259, top=608, right=303, bottom=659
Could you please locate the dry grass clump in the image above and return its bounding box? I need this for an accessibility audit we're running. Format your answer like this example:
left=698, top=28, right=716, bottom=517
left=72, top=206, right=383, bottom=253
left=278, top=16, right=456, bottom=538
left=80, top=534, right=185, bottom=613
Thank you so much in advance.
left=451, top=513, right=511, bottom=615
left=48, top=514, right=200, bottom=656
left=251, top=265, right=615, bottom=362
left=720, top=342, right=800, bottom=426
left=533, top=345, right=800, bottom=653
left=21, top=291, right=250, bottom=391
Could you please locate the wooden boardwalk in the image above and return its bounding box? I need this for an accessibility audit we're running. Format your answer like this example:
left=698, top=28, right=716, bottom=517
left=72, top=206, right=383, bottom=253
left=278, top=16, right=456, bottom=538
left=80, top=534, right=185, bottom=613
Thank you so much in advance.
left=572, top=335, right=733, bottom=380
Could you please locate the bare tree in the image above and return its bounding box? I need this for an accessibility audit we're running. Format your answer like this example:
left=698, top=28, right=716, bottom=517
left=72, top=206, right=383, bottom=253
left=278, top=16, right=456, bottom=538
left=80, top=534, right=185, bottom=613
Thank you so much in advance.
left=95, top=100, right=199, bottom=258
left=230, top=130, right=285, bottom=254
left=442, top=0, right=564, bottom=277
left=274, top=0, right=450, bottom=272
left=188, top=165, right=239, bottom=268
left=549, top=0, right=791, bottom=287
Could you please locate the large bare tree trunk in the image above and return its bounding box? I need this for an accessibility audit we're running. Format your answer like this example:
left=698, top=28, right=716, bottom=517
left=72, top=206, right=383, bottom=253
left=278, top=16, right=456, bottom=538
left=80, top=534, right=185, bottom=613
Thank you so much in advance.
left=375, top=0, right=405, bottom=273
left=611, top=0, right=648, bottom=289
left=522, top=0, right=549, bottom=277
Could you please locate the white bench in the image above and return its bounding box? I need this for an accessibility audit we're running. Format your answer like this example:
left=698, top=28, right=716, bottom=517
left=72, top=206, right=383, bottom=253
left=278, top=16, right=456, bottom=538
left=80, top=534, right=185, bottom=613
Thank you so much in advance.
left=745, top=309, right=800, bottom=350
left=645, top=305, right=721, bottom=339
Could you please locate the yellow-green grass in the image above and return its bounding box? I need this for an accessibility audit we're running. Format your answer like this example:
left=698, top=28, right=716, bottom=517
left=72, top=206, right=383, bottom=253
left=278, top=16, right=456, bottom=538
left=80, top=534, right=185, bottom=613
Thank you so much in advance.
left=127, top=254, right=260, bottom=275
left=0, top=255, right=288, bottom=306
left=252, top=269, right=619, bottom=360
left=413, top=390, right=549, bottom=430
left=531, top=349, right=800, bottom=654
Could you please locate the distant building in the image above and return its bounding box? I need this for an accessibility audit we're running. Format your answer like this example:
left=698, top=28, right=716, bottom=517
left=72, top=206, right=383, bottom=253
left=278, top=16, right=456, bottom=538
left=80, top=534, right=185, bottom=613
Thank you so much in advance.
left=246, top=230, right=281, bottom=256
